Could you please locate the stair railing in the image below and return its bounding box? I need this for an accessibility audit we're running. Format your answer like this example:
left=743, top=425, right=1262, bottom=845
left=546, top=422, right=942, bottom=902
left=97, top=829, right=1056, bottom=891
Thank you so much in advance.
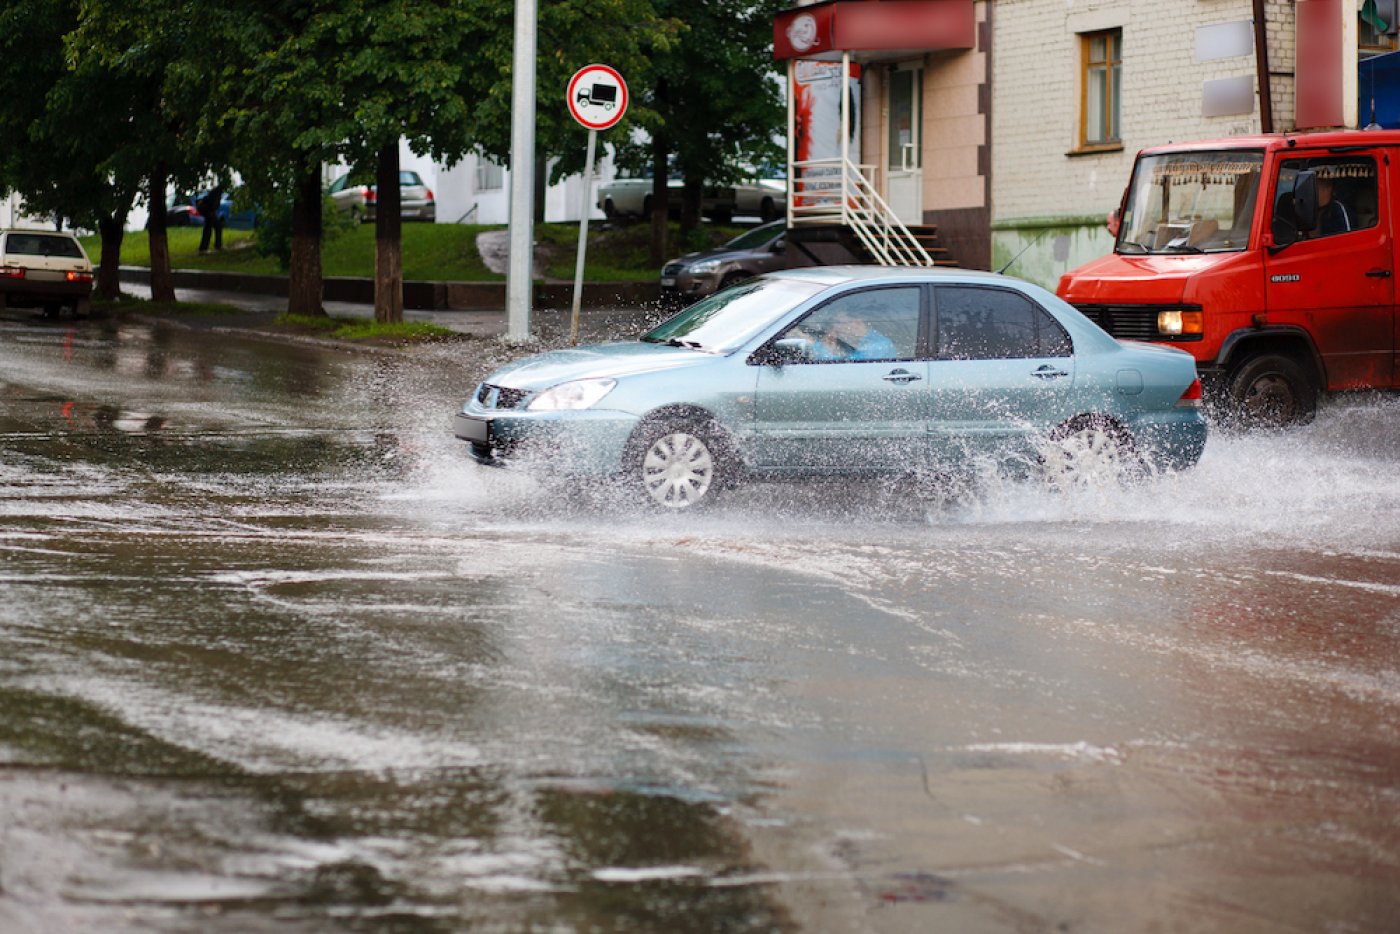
left=788, top=158, right=933, bottom=267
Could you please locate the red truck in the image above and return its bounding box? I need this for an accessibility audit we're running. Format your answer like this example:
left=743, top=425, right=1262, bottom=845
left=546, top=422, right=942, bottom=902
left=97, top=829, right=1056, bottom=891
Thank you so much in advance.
left=1057, top=130, right=1399, bottom=427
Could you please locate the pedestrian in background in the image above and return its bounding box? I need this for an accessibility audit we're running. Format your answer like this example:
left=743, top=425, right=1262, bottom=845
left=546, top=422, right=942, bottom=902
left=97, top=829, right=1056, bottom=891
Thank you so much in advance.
left=198, top=184, right=225, bottom=253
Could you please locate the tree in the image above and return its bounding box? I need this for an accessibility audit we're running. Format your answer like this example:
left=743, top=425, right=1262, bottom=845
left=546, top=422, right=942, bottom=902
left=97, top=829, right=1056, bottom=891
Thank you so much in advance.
left=0, top=0, right=147, bottom=299
left=611, top=0, right=787, bottom=264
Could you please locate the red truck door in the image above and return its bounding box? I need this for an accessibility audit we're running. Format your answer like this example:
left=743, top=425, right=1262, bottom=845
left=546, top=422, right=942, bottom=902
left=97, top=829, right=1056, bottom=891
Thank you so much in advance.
left=1263, top=151, right=1394, bottom=390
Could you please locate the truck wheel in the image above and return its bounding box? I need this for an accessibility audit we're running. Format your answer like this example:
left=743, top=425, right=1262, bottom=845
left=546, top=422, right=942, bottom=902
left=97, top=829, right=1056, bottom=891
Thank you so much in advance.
left=1225, top=354, right=1317, bottom=429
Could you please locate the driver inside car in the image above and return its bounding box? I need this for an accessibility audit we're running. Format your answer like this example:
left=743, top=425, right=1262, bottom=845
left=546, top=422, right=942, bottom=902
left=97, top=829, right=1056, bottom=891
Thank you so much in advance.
left=808, top=309, right=898, bottom=361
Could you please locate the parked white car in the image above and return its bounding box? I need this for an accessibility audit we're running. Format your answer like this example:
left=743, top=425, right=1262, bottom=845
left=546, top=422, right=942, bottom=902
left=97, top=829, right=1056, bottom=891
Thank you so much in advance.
left=599, top=177, right=785, bottom=223
left=0, top=228, right=93, bottom=318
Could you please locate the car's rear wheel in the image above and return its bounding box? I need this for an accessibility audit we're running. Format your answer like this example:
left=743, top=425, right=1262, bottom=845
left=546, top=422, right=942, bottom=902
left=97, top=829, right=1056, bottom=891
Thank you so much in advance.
left=1224, top=353, right=1316, bottom=429
left=627, top=417, right=732, bottom=510
left=759, top=197, right=778, bottom=223
left=1041, top=414, right=1139, bottom=488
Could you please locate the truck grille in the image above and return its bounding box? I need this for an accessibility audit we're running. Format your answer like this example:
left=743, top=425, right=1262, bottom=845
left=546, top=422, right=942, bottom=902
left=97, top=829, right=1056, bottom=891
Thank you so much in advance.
left=1072, top=304, right=1201, bottom=342
left=475, top=383, right=529, bottom=410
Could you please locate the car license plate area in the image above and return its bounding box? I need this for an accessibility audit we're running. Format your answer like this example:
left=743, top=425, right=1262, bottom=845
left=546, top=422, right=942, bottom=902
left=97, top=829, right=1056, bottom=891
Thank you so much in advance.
left=660, top=277, right=676, bottom=288
left=455, top=414, right=491, bottom=444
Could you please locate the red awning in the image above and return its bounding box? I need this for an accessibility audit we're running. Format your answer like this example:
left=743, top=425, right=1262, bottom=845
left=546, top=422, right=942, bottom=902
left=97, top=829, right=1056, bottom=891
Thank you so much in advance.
left=774, top=0, right=975, bottom=62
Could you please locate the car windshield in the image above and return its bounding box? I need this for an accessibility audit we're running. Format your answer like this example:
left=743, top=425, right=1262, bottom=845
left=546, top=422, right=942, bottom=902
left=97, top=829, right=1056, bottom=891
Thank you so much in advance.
left=1117, top=150, right=1264, bottom=254
left=724, top=224, right=782, bottom=251
left=642, top=277, right=824, bottom=352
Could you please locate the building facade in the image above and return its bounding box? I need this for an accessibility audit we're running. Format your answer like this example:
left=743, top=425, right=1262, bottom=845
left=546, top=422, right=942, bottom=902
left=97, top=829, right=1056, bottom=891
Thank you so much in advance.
left=775, top=0, right=1395, bottom=289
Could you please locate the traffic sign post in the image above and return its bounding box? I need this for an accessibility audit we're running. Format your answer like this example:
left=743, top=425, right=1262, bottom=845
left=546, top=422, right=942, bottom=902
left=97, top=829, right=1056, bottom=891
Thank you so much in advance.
left=567, top=65, right=628, bottom=344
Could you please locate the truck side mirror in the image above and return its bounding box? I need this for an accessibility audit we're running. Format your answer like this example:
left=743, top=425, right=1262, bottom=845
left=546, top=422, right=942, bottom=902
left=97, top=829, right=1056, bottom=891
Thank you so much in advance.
left=1293, top=171, right=1319, bottom=233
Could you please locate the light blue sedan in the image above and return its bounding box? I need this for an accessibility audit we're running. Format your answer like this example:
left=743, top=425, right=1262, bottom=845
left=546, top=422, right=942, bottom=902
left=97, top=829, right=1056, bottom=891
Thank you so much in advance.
left=454, top=267, right=1207, bottom=508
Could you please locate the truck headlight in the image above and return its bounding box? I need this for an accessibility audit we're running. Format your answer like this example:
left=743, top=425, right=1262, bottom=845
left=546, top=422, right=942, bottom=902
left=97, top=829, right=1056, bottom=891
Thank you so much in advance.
left=527, top=378, right=617, bottom=411
left=1157, top=310, right=1204, bottom=336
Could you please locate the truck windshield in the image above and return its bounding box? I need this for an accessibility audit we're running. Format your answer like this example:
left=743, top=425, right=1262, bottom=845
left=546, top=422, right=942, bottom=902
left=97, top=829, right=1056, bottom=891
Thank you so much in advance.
left=1117, top=150, right=1264, bottom=254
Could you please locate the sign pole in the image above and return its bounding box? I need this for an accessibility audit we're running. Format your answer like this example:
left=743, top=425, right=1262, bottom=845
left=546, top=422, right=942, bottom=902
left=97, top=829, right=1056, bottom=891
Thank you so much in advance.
left=570, top=128, right=597, bottom=345
left=506, top=0, right=538, bottom=342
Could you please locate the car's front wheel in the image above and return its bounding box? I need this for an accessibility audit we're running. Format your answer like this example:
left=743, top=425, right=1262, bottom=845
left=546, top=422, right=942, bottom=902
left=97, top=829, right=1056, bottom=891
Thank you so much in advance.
left=627, top=418, right=732, bottom=510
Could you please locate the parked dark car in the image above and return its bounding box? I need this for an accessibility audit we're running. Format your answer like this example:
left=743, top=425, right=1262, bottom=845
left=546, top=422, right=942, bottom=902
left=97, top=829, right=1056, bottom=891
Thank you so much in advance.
left=660, top=220, right=790, bottom=303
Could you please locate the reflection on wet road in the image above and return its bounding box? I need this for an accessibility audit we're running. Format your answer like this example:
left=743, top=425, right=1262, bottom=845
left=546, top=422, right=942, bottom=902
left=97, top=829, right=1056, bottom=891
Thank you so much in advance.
left=1, top=314, right=1398, bottom=932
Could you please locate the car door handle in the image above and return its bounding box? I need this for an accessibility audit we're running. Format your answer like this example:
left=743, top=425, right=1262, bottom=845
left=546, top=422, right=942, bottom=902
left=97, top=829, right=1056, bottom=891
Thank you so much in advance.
left=1032, top=365, right=1069, bottom=380
left=882, top=368, right=922, bottom=384
left=1365, top=267, right=1392, bottom=278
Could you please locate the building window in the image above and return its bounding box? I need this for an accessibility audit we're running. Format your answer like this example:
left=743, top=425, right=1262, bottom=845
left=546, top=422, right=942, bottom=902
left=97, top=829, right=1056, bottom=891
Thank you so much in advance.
left=475, top=159, right=504, bottom=192
left=1080, top=29, right=1122, bottom=148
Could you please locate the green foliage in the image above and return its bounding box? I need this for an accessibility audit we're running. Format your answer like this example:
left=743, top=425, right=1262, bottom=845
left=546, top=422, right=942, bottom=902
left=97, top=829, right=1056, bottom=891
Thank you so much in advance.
left=252, top=196, right=352, bottom=270
left=275, top=314, right=460, bottom=342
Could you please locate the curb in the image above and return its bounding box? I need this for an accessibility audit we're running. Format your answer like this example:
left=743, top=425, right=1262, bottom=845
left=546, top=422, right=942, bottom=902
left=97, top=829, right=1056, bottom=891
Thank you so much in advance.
left=117, top=266, right=659, bottom=312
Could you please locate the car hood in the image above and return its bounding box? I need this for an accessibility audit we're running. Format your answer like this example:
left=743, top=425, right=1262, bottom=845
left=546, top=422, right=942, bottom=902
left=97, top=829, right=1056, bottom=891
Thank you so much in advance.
left=668, top=246, right=754, bottom=267
left=486, top=342, right=717, bottom=390
left=1058, top=252, right=1232, bottom=305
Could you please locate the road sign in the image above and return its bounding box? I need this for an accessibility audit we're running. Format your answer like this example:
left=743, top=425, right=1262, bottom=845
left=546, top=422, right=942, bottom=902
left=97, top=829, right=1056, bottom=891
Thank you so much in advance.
left=567, top=64, right=628, bottom=131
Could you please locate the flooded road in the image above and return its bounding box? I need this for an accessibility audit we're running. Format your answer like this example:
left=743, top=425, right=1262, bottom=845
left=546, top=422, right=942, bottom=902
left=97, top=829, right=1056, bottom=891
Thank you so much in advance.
left=1, top=313, right=1398, bottom=932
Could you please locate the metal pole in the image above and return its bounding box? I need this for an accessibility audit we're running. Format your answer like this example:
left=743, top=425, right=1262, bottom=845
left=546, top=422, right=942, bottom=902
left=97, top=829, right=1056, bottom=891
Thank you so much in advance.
left=840, top=52, right=850, bottom=221
left=570, top=128, right=597, bottom=345
left=506, top=0, right=538, bottom=341
left=787, top=59, right=795, bottom=219
left=1252, top=0, right=1274, bottom=133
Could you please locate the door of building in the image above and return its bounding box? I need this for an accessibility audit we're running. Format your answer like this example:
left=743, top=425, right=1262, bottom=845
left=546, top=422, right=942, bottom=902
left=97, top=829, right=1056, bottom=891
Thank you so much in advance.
left=886, top=63, right=923, bottom=225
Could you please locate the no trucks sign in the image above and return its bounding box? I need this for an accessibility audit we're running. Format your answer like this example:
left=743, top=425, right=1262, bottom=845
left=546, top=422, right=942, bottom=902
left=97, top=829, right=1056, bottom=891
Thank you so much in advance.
left=567, top=64, right=628, bottom=131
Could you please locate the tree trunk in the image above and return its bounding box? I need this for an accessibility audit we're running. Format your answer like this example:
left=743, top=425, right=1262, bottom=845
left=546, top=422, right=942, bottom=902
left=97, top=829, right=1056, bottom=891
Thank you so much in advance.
left=680, top=180, right=702, bottom=238
left=649, top=135, right=669, bottom=267
left=287, top=160, right=325, bottom=316
left=96, top=213, right=125, bottom=300
left=374, top=143, right=403, bottom=324
left=146, top=164, right=175, bottom=302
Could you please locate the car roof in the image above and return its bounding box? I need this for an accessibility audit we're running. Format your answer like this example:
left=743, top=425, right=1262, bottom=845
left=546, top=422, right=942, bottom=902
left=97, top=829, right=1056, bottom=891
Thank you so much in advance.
left=765, top=265, right=1020, bottom=287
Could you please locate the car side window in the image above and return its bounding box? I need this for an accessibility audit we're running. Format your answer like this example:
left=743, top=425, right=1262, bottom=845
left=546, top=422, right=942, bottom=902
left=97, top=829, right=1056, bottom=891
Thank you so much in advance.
left=935, top=286, right=1071, bottom=359
left=1273, top=155, right=1378, bottom=242
left=780, top=287, right=920, bottom=362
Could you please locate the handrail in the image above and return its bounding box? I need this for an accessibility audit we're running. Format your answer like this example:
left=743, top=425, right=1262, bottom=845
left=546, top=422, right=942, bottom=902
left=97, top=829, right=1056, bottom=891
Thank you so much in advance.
left=789, top=158, right=933, bottom=267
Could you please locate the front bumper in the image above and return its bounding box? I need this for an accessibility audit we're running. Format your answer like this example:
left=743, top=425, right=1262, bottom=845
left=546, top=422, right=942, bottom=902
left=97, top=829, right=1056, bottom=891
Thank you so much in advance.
left=659, top=269, right=720, bottom=301
left=453, top=409, right=642, bottom=474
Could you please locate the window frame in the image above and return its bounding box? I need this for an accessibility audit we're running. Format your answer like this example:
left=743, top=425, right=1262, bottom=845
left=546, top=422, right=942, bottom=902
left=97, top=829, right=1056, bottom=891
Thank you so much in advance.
left=1077, top=28, right=1123, bottom=154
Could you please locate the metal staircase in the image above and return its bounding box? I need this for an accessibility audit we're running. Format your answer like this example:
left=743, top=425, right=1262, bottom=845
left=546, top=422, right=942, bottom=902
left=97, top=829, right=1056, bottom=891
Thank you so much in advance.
left=788, top=158, right=954, bottom=267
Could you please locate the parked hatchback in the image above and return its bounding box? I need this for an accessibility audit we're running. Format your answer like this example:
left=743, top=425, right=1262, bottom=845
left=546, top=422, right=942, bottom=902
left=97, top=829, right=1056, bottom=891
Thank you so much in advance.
left=660, top=220, right=791, bottom=303
left=328, top=170, right=436, bottom=223
left=0, top=228, right=94, bottom=318
left=455, top=267, right=1207, bottom=509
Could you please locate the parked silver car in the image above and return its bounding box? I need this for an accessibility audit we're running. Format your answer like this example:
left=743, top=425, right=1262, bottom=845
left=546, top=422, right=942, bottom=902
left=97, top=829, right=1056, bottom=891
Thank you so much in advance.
left=328, top=170, right=436, bottom=223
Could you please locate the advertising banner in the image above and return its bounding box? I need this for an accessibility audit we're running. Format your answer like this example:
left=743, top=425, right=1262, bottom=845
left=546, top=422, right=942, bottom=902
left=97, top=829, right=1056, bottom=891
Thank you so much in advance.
left=793, top=60, right=861, bottom=208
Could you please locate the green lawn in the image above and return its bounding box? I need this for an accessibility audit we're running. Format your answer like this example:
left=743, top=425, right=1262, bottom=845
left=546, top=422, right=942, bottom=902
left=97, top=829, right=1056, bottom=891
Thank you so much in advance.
left=82, top=220, right=750, bottom=283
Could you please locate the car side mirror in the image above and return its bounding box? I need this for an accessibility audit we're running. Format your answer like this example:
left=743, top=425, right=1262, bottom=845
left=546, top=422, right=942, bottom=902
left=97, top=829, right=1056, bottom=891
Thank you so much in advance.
left=1293, top=171, right=1318, bottom=233
left=771, top=239, right=785, bottom=254
left=749, top=337, right=808, bottom=366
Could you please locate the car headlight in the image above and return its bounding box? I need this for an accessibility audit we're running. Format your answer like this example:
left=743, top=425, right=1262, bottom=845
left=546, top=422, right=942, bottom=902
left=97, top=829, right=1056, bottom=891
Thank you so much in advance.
left=526, top=378, right=617, bottom=411
left=1157, top=309, right=1204, bottom=336
left=688, top=259, right=721, bottom=275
